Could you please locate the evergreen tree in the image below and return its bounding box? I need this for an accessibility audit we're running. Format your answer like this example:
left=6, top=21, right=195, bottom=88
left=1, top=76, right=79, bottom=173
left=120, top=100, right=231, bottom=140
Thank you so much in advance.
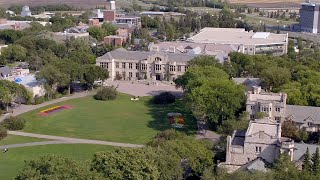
left=304, top=147, right=312, bottom=173
left=312, top=147, right=320, bottom=174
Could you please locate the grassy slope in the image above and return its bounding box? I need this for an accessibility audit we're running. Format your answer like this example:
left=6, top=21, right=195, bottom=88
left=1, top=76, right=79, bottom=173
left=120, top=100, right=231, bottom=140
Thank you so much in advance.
left=0, top=135, right=47, bottom=146
left=20, top=93, right=196, bottom=144
left=0, top=144, right=114, bottom=179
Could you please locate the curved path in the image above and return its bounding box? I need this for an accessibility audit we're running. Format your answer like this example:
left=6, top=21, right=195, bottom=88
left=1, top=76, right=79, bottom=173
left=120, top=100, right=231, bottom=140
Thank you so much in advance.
left=0, top=131, right=144, bottom=149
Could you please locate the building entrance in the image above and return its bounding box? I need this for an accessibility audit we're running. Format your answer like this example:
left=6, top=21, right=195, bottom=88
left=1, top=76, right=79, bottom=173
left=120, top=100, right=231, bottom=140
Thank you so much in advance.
left=156, top=74, right=161, bottom=81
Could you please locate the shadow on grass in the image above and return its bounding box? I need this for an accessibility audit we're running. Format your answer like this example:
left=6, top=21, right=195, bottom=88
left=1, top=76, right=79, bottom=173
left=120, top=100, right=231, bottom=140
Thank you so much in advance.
left=144, top=96, right=197, bottom=136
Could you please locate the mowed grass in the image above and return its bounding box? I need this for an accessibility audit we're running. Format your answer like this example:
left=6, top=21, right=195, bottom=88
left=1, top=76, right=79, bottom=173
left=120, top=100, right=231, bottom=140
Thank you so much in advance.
left=0, top=135, right=47, bottom=146
left=20, top=93, right=196, bottom=144
left=0, top=144, right=114, bottom=180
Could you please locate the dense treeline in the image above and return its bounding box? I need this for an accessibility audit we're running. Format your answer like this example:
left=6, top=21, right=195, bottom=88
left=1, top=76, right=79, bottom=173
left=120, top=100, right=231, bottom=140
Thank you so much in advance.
left=226, top=41, right=320, bottom=107
left=141, top=0, right=231, bottom=9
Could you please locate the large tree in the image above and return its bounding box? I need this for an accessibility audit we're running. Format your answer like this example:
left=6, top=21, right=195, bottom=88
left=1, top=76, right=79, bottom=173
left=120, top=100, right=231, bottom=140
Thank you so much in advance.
left=16, top=155, right=102, bottom=180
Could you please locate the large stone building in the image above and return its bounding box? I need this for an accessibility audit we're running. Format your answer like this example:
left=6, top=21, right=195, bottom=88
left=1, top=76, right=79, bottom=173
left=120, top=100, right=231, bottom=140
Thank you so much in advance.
left=223, top=117, right=294, bottom=172
left=300, top=1, right=320, bottom=34
left=96, top=48, right=198, bottom=81
left=187, top=28, right=288, bottom=56
left=246, top=86, right=320, bottom=133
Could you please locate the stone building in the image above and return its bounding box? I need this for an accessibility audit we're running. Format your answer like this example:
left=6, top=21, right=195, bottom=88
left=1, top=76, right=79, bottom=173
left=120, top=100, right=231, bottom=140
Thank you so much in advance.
left=223, top=117, right=295, bottom=172
left=246, top=86, right=320, bottom=133
left=96, top=48, right=198, bottom=81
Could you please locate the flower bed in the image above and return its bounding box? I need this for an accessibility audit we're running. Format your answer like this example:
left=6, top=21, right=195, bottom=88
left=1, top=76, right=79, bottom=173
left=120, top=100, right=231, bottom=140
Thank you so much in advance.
left=39, top=105, right=73, bottom=116
left=167, top=113, right=185, bottom=129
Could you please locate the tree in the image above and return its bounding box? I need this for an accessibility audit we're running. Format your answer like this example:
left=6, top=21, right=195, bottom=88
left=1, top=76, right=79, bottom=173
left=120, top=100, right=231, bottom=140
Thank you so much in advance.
left=281, top=120, right=299, bottom=140
left=1, top=44, right=27, bottom=63
left=312, top=147, right=320, bottom=175
left=16, top=155, right=102, bottom=179
left=187, top=55, right=222, bottom=68
left=304, top=147, right=312, bottom=173
left=87, top=27, right=107, bottom=41
left=261, top=66, right=291, bottom=90
left=83, top=65, right=109, bottom=89
left=94, top=86, right=117, bottom=101
left=91, top=148, right=160, bottom=179
left=273, top=153, right=299, bottom=179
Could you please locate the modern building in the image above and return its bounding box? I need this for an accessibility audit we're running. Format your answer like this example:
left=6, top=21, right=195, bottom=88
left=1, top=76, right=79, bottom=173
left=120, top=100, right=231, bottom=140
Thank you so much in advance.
left=300, top=1, right=320, bottom=34
left=187, top=28, right=288, bottom=56
left=246, top=86, right=320, bottom=133
left=223, top=117, right=294, bottom=172
left=96, top=48, right=198, bottom=81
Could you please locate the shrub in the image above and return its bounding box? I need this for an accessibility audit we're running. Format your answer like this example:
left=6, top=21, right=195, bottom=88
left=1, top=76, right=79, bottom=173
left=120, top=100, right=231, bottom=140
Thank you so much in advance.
left=94, top=87, right=117, bottom=101
left=256, top=112, right=268, bottom=119
left=1, top=117, right=26, bottom=130
left=52, top=93, right=63, bottom=99
left=153, top=92, right=176, bottom=104
left=0, top=126, right=7, bottom=140
left=33, top=95, right=46, bottom=105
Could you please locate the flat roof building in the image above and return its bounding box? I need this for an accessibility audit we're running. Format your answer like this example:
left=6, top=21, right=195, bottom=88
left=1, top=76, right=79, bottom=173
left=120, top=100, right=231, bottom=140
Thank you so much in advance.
left=187, top=28, right=288, bottom=56
left=300, top=1, right=320, bottom=34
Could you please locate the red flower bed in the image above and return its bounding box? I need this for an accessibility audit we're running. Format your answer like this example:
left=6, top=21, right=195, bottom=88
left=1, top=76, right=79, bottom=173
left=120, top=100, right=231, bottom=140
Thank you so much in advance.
left=39, top=105, right=73, bottom=116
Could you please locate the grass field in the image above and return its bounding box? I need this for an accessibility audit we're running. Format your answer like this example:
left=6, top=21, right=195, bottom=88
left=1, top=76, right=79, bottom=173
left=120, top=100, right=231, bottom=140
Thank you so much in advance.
left=0, top=135, right=47, bottom=146
left=20, top=93, right=196, bottom=144
left=0, top=144, right=114, bottom=179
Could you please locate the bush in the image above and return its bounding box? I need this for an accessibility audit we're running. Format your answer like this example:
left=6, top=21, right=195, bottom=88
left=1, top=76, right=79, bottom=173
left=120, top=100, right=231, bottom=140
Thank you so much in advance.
left=0, top=126, right=7, bottom=140
left=94, top=87, right=117, bottom=101
left=33, top=95, right=46, bottom=105
left=153, top=92, right=176, bottom=104
left=52, top=92, right=63, bottom=99
left=1, top=117, right=26, bottom=130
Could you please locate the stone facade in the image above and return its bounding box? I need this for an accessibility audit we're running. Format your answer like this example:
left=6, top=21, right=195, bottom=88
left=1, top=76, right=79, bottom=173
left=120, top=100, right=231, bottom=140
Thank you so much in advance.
left=246, top=86, right=320, bottom=133
left=223, top=117, right=294, bottom=172
left=96, top=48, right=198, bottom=81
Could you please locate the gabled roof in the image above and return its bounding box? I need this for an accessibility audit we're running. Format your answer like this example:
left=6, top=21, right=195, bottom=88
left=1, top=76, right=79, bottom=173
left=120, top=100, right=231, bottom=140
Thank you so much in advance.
left=237, top=157, right=269, bottom=172
left=294, top=143, right=320, bottom=161
left=286, top=105, right=320, bottom=124
left=0, top=66, right=11, bottom=77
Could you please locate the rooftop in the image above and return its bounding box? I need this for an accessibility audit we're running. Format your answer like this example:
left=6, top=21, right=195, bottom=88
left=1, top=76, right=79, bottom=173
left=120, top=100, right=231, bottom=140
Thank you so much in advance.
left=187, top=28, right=288, bottom=45
left=286, top=105, right=320, bottom=124
left=97, top=48, right=199, bottom=62
left=246, top=117, right=280, bottom=138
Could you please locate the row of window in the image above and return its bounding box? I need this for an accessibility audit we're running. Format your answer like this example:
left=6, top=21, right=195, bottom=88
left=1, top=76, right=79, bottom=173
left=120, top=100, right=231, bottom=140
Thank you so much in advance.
left=255, top=146, right=262, bottom=153
left=100, top=62, right=186, bottom=72
left=250, top=106, right=281, bottom=112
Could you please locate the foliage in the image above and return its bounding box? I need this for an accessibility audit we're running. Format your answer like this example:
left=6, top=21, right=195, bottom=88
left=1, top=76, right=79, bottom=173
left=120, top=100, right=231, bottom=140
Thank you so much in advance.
left=304, top=148, right=312, bottom=173
left=255, top=112, right=269, bottom=119
left=0, top=80, right=32, bottom=109
left=87, top=23, right=118, bottom=41
left=272, top=153, right=299, bottom=179
left=16, top=155, right=102, bottom=180
left=0, top=117, right=26, bottom=130
left=91, top=148, right=160, bottom=179
left=312, top=147, right=320, bottom=175
left=217, top=112, right=249, bottom=135
left=187, top=55, right=222, bottom=68
left=94, top=86, right=117, bottom=101
left=0, top=44, right=27, bottom=63
left=0, top=126, right=7, bottom=140
left=153, top=92, right=176, bottom=104
left=281, top=120, right=308, bottom=142
left=33, top=95, right=46, bottom=105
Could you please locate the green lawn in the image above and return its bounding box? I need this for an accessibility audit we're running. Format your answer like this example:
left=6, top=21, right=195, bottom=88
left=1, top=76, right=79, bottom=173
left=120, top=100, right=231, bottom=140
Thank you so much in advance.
left=20, top=93, right=196, bottom=144
left=0, top=135, right=47, bottom=146
left=0, top=144, right=114, bottom=179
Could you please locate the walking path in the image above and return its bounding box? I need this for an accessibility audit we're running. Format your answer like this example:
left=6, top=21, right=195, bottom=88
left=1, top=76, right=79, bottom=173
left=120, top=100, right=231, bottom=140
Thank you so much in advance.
left=0, top=131, right=144, bottom=149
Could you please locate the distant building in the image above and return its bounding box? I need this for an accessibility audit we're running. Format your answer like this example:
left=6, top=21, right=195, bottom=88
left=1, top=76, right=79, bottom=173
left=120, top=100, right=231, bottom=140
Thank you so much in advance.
left=96, top=48, right=198, bottom=81
left=0, top=19, right=49, bottom=30
left=300, top=1, right=320, bottom=34
left=187, top=28, right=288, bottom=56
left=21, top=6, right=32, bottom=17
left=104, top=29, right=130, bottom=46
left=246, top=86, right=320, bottom=133
left=232, top=78, right=262, bottom=91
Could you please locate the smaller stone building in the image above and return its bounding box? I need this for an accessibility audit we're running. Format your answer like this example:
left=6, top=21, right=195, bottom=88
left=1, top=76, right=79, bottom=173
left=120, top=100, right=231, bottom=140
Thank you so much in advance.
left=223, top=117, right=295, bottom=172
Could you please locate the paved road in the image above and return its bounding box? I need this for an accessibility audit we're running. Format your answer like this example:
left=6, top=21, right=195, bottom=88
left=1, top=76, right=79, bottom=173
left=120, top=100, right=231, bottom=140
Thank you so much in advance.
left=3, top=131, right=144, bottom=149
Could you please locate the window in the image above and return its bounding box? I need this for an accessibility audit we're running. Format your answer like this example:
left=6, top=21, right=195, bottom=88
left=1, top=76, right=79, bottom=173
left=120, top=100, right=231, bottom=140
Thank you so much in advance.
left=275, top=117, right=281, bottom=122
left=122, top=72, right=126, bottom=79
left=275, top=107, right=281, bottom=112
left=116, top=71, right=120, bottom=76
left=308, top=122, right=312, bottom=126
left=129, top=72, right=133, bottom=77
left=185, top=66, right=188, bottom=71
left=250, top=114, right=255, bottom=119
left=155, top=57, right=162, bottom=61
left=177, top=66, right=181, bottom=72
left=169, top=65, right=175, bottom=71
left=122, top=63, right=126, bottom=69
left=155, top=64, right=161, bottom=71
left=256, top=146, right=262, bottom=153
left=136, top=72, right=139, bottom=78
left=99, top=62, right=108, bottom=69
left=129, top=63, right=133, bottom=69
left=141, top=64, right=147, bottom=70
left=116, top=63, right=119, bottom=68
left=136, top=63, right=139, bottom=70
left=251, top=106, right=254, bottom=110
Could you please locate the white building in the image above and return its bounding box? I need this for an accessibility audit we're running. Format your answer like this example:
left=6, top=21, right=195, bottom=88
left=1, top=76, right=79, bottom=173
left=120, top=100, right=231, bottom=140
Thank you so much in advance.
left=187, top=28, right=288, bottom=56
left=21, top=6, right=32, bottom=17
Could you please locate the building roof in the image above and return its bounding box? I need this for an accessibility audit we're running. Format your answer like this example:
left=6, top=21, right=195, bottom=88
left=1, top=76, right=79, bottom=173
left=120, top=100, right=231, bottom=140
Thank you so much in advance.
left=97, top=48, right=199, bottom=62
left=187, top=28, right=288, bottom=45
left=0, top=66, right=11, bottom=77
left=246, top=117, right=280, bottom=139
left=294, top=143, right=320, bottom=161
left=286, top=105, right=320, bottom=124
left=237, top=157, right=269, bottom=172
